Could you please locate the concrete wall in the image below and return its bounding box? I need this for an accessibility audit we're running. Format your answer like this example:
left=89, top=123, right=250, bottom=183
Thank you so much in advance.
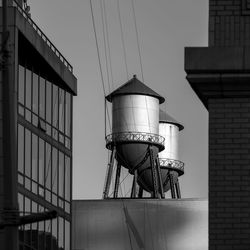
left=72, top=199, right=208, bottom=250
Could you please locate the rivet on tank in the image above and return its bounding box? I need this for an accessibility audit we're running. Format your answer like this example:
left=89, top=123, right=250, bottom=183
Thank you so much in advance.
left=103, top=75, right=166, bottom=199
left=158, top=109, right=184, bottom=198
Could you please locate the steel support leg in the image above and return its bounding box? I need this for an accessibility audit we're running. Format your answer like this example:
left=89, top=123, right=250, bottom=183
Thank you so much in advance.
left=138, top=186, right=143, bottom=198
left=131, top=170, right=138, bottom=198
left=103, top=147, right=116, bottom=199
left=149, top=147, right=159, bottom=198
left=113, top=163, right=121, bottom=198
left=169, top=172, right=176, bottom=199
left=130, top=179, right=135, bottom=198
left=155, top=157, right=165, bottom=199
left=175, top=178, right=181, bottom=198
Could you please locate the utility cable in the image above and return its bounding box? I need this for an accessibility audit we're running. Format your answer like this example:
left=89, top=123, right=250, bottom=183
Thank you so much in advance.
left=117, top=0, right=129, bottom=80
left=131, top=0, right=144, bottom=82
left=103, top=0, right=114, bottom=89
left=89, top=0, right=111, bottom=132
left=131, top=0, right=151, bottom=133
left=100, top=0, right=111, bottom=93
left=90, top=0, right=105, bottom=95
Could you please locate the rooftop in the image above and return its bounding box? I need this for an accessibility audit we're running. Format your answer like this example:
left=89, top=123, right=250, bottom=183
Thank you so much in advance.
left=159, top=109, right=184, bottom=130
left=106, top=75, right=165, bottom=104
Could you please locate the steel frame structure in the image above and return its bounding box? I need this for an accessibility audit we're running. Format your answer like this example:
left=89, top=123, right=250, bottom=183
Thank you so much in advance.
left=159, top=158, right=184, bottom=199
left=103, top=143, right=165, bottom=199
left=104, top=132, right=183, bottom=199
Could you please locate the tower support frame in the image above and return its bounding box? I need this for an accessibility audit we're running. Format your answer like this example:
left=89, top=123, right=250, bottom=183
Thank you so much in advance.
left=103, top=147, right=116, bottom=199
left=169, top=172, right=176, bottom=199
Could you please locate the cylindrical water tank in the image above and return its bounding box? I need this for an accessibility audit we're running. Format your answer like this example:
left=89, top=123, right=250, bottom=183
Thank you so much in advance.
left=158, top=110, right=184, bottom=192
left=159, top=110, right=183, bottom=160
left=106, top=75, right=165, bottom=182
left=112, top=94, right=159, bottom=134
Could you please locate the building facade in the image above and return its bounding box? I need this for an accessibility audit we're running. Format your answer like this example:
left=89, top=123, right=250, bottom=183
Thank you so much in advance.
left=185, top=0, right=250, bottom=249
left=0, top=1, right=77, bottom=250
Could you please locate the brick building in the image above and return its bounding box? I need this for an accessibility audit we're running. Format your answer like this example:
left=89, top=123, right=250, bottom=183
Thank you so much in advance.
left=185, top=0, right=250, bottom=249
left=0, top=1, right=77, bottom=249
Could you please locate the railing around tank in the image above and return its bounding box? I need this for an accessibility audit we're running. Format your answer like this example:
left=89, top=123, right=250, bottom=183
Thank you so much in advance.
left=159, top=158, right=184, bottom=174
left=106, top=132, right=165, bottom=151
left=12, top=0, right=73, bottom=73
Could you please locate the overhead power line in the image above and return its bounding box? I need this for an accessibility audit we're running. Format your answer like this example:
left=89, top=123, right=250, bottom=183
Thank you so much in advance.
left=131, top=0, right=144, bottom=82
left=117, top=0, right=129, bottom=80
left=100, top=0, right=111, bottom=93
left=89, top=0, right=111, bottom=134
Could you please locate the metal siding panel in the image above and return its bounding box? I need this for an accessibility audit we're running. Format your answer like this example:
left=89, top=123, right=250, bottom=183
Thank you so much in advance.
left=72, top=199, right=208, bottom=250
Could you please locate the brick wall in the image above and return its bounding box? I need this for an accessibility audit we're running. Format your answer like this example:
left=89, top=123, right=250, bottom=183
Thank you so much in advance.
left=209, top=0, right=250, bottom=46
left=186, top=1, right=250, bottom=249
left=208, top=1, right=250, bottom=249
left=0, top=46, right=3, bottom=242
left=208, top=98, right=250, bottom=249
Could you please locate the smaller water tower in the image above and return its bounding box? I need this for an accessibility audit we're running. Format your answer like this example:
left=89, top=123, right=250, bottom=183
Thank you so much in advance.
left=158, top=109, right=184, bottom=198
left=103, top=75, right=166, bottom=199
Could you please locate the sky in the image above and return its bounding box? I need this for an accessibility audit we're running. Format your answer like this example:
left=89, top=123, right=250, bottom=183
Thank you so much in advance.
left=29, top=0, right=209, bottom=199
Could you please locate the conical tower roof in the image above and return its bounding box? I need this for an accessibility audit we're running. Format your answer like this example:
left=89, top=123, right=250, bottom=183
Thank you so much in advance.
left=159, top=109, right=184, bottom=131
left=106, top=75, right=165, bottom=104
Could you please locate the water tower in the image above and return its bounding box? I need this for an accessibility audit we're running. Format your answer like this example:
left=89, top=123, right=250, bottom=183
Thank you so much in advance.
left=158, top=110, right=184, bottom=198
left=103, top=75, right=166, bottom=199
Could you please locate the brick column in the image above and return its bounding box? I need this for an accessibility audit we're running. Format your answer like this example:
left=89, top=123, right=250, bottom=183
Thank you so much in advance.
left=209, top=98, right=250, bottom=249
left=0, top=60, right=3, bottom=244
left=209, top=0, right=250, bottom=47
left=185, top=1, right=250, bottom=249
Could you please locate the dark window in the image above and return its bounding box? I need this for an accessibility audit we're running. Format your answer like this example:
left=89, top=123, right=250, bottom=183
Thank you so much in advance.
left=24, top=196, right=31, bottom=242
left=59, top=151, right=65, bottom=200
left=65, top=220, right=70, bottom=250
left=45, top=143, right=52, bottom=201
left=52, top=84, right=58, bottom=129
left=65, top=156, right=71, bottom=202
left=18, top=56, right=72, bottom=249
left=52, top=217, right=58, bottom=244
left=58, top=217, right=64, bottom=249
left=39, top=138, right=45, bottom=196
left=32, top=72, right=39, bottom=115
left=65, top=92, right=71, bottom=137
left=25, top=68, right=32, bottom=109
left=25, top=69, right=32, bottom=122
left=59, top=88, right=65, bottom=133
left=46, top=80, right=52, bottom=124
left=39, top=76, right=46, bottom=119
left=52, top=147, right=58, bottom=196
left=25, top=129, right=31, bottom=189
left=18, top=64, right=72, bottom=150
left=18, top=65, right=25, bottom=105
left=18, top=193, right=24, bottom=216
left=18, top=124, right=24, bottom=174
left=44, top=220, right=51, bottom=249
left=32, top=133, right=38, bottom=193
left=18, top=194, right=67, bottom=250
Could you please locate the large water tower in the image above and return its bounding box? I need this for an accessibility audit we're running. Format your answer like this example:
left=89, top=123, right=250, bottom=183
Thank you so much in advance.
left=103, top=75, right=166, bottom=198
left=158, top=109, right=184, bottom=198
